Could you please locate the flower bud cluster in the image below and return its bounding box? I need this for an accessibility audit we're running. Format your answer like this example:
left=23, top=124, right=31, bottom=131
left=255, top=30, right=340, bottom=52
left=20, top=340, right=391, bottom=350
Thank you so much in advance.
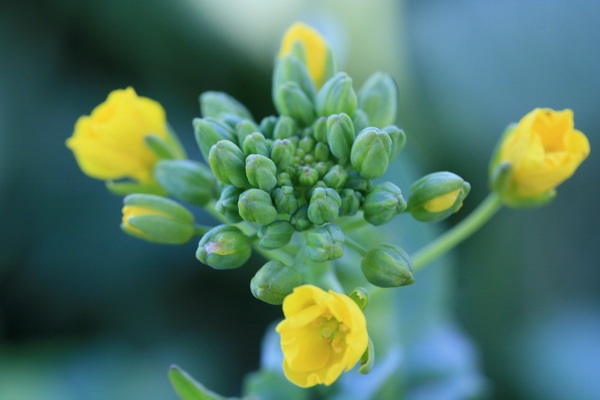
left=197, top=75, right=408, bottom=240
left=189, top=40, right=473, bottom=285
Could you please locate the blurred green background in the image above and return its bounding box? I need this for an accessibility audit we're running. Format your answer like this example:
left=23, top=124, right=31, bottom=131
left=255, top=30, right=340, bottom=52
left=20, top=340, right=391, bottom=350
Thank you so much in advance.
left=1, top=0, right=599, bottom=399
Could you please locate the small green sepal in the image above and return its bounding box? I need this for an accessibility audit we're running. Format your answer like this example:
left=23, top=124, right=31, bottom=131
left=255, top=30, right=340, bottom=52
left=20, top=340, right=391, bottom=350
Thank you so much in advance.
left=358, top=337, right=375, bottom=375
left=349, top=287, right=369, bottom=311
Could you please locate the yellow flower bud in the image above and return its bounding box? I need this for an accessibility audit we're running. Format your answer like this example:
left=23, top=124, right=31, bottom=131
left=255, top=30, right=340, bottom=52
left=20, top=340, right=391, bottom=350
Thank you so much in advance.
left=490, top=108, right=590, bottom=207
left=276, top=285, right=369, bottom=388
left=66, top=87, right=170, bottom=184
left=278, top=22, right=332, bottom=89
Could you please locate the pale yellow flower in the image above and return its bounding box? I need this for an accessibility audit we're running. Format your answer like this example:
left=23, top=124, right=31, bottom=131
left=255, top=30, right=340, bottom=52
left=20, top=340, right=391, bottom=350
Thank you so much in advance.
left=66, top=87, right=168, bottom=184
left=276, top=284, right=368, bottom=387
left=279, top=22, right=330, bottom=89
left=492, top=108, right=590, bottom=205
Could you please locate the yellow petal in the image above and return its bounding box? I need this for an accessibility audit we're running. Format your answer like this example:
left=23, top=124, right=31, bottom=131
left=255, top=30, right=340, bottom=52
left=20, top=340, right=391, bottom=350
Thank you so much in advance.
left=279, top=22, right=329, bottom=88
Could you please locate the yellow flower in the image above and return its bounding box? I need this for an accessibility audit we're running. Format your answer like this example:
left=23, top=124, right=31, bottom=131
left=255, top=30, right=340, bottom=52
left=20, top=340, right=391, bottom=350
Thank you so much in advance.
left=276, top=284, right=368, bottom=387
left=66, top=87, right=169, bottom=184
left=491, top=108, right=590, bottom=206
left=279, top=22, right=330, bottom=89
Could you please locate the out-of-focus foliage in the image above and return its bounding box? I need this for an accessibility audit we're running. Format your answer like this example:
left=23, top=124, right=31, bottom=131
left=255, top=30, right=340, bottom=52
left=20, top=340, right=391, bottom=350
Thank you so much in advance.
left=1, top=0, right=599, bottom=399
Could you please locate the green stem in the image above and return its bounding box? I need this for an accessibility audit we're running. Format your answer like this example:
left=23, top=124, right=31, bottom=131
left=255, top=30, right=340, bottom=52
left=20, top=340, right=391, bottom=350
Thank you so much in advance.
left=339, top=215, right=369, bottom=232
left=345, top=236, right=369, bottom=257
left=254, top=247, right=295, bottom=266
left=203, top=201, right=229, bottom=224
left=193, top=224, right=213, bottom=236
left=411, top=192, right=503, bottom=270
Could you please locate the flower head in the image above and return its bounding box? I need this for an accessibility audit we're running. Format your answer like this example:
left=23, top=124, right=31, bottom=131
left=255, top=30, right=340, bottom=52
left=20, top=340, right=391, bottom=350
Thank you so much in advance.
left=490, top=108, right=590, bottom=207
left=278, top=22, right=331, bottom=89
left=276, top=284, right=368, bottom=387
left=66, top=87, right=169, bottom=184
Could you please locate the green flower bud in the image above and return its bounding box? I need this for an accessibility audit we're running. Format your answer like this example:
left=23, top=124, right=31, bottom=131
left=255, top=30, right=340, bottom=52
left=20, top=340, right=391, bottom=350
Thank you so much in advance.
left=259, top=115, right=279, bottom=138
left=144, top=134, right=186, bottom=161
left=273, top=115, right=298, bottom=140
left=154, top=160, right=216, bottom=207
left=208, top=140, right=250, bottom=188
left=345, top=171, right=371, bottom=193
left=238, top=188, right=277, bottom=225
left=316, top=72, right=357, bottom=117
left=323, top=165, right=348, bottom=189
left=305, top=180, right=327, bottom=202
left=200, top=91, right=254, bottom=122
left=363, top=182, right=407, bottom=226
left=272, top=185, right=299, bottom=215
left=242, top=131, right=270, bottom=157
left=314, top=142, right=330, bottom=162
left=250, top=260, right=302, bottom=305
left=299, top=136, right=315, bottom=153
left=277, top=172, right=293, bottom=187
left=257, top=220, right=295, bottom=250
left=351, top=127, right=392, bottom=179
left=314, top=161, right=329, bottom=177
left=196, top=225, right=251, bottom=270
left=352, top=109, right=370, bottom=133
left=298, top=166, right=319, bottom=187
left=291, top=204, right=312, bottom=231
left=408, top=171, right=471, bottom=222
left=382, top=125, right=406, bottom=160
left=216, top=185, right=243, bottom=223
left=245, top=154, right=277, bottom=192
left=275, top=82, right=316, bottom=127
left=219, top=113, right=245, bottom=128
left=270, top=139, right=295, bottom=170
left=357, top=72, right=398, bottom=128
left=326, top=113, right=355, bottom=161
left=361, top=244, right=414, bottom=287
left=306, top=224, right=345, bottom=262
left=236, top=119, right=260, bottom=145
left=339, top=188, right=363, bottom=216
left=312, top=116, right=328, bottom=143
left=308, top=187, right=341, bottom=225
left=121, top=194, right=195, bottom=245
left=272, top=55, right=316, bottom=103
left=193, top=117, right=236, bottom=161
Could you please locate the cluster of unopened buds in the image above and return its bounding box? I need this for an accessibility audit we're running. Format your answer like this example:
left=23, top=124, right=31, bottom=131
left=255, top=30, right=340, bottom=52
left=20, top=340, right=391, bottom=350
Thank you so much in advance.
left=66, top=21, right=589, bottom=397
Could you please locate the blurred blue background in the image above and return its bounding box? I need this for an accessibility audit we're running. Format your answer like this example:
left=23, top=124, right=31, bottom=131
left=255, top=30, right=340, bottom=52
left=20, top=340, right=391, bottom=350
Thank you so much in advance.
left=1, top=0, right=599, bottom=399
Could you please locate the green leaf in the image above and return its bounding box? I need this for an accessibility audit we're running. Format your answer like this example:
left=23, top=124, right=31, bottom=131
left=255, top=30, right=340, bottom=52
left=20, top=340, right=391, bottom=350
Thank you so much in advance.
left=168, top=364, right=233, bottom=400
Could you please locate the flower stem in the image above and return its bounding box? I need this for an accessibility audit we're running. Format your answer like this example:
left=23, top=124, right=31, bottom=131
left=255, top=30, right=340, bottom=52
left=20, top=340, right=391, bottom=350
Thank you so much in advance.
left=411, top=192, right=503, bottom=270
left=345, top=236, right=369, bottom=257
left=193, top=224, right=213, bottom=236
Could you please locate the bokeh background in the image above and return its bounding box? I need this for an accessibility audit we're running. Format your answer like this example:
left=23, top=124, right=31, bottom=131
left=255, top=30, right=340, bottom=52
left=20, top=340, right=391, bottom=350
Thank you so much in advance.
left=1, top=0, right=599, bottom=399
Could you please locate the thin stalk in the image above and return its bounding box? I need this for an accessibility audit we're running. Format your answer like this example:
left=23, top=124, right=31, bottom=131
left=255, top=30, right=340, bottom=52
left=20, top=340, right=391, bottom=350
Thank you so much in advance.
left=345, top=236, right=369, bottom=257
left=411, top=192, right=503, bottom=270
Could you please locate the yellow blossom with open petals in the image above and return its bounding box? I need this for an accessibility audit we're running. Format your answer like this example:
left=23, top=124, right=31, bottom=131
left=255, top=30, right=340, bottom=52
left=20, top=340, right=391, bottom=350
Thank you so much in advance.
left=278, top=22, right=331, bottom=89
left=276, top=284, right=368, bottom=387
left=66, top=87, right=169, bottom=184
left=491, top=108, right=590, bottom=206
